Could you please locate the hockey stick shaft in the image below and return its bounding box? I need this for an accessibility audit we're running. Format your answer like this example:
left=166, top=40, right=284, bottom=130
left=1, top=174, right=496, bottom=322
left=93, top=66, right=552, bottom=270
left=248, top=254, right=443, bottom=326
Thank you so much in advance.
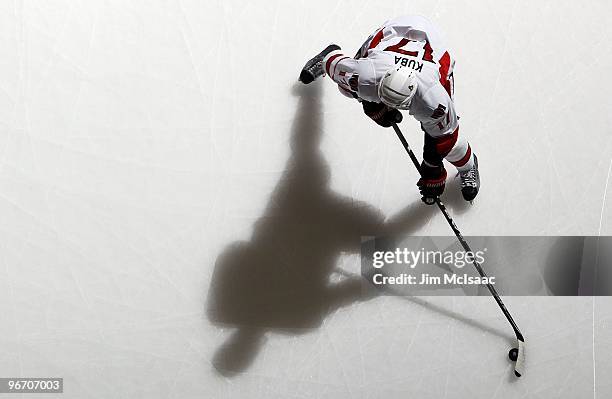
left=391, top=123, right=524, bottom=341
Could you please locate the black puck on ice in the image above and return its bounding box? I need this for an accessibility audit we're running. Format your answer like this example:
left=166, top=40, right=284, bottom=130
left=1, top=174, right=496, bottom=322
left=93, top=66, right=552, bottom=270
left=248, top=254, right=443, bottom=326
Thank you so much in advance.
left=508, top=347, right=518, bottom=362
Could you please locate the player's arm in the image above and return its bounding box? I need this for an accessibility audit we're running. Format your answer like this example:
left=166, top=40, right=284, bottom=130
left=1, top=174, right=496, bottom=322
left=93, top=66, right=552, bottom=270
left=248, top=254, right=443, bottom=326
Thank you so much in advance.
left=323, top=50, right=402, bottom=127
left=299, top=45, right=401, bottom=126
left=299, top=45, right=367, bottom=99
left=417, top=83, right=460, bottom=158
left=413, top=83, right=460, bottom=203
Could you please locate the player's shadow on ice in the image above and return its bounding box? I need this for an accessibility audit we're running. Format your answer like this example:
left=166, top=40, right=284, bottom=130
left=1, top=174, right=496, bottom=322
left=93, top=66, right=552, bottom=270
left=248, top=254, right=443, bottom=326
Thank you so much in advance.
left=207, top=82, right=489, bottom=377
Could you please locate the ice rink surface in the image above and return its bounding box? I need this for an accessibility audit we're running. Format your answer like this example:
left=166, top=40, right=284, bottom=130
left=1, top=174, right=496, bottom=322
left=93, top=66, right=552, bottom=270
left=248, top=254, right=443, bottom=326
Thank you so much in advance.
left=1, top=0, right=612, bottom=398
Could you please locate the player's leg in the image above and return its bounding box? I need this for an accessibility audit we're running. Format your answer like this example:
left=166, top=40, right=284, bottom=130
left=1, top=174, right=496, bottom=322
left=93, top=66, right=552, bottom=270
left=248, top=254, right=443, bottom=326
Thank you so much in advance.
left=423, top=130, right=479, bottom=202
left=299, top=44, right=341, bottom=84
left=436, top=59, right=480, bottom=202
left=445, top=135, right=479, bottom=201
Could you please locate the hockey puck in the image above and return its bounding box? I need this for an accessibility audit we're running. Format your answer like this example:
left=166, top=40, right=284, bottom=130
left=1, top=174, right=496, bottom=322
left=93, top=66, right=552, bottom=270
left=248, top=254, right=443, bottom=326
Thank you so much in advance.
left=508, top=347, right=518, bottom=362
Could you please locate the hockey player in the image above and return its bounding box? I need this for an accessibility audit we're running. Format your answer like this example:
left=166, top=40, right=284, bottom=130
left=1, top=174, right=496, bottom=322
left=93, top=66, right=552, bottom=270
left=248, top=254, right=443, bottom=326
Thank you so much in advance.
left=299, top=15, right=479, bottom=203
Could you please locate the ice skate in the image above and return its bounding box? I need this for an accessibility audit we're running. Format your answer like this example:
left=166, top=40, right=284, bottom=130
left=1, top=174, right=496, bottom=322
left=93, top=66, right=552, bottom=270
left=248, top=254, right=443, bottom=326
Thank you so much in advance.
left=459, top=154, right=479, bottom=202
left=299, top=44, right=340, bottom=84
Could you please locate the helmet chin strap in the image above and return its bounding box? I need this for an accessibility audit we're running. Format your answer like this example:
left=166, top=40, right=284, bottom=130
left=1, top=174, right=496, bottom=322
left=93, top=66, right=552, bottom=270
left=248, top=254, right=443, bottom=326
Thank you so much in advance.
left=382, top=95, right=412, bottom=110
left=397, top=97, right=413, bottom=110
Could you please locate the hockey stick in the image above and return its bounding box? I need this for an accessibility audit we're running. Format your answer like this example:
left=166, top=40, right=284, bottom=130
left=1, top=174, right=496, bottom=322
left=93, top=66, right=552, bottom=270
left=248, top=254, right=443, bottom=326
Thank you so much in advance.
left=391, top=122, right=525, bottom=377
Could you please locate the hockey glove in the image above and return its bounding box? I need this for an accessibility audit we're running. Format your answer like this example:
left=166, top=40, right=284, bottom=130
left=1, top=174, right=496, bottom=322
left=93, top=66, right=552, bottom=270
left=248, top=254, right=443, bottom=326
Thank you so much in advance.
left=417, top=162, right=447, bottom=205
left=362, top=101, right=402, bottom=128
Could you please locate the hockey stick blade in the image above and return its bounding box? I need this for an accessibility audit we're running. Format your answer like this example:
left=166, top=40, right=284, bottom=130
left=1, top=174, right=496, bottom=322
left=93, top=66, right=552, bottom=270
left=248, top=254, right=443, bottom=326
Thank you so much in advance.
left=514, top=337, right=526, bottom=377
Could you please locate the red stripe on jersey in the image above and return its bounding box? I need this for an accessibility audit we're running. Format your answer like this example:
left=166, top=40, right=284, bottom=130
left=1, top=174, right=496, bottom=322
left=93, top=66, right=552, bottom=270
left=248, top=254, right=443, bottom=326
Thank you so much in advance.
left=438, top=51, right=452, bottom=96
left=325, top=54, right=342, bottom=75
left=451, top=145, right=472, bottom=167
left=368, top=28, right=385, bottom=51
left=434, top=126, right=459, bottom=157
left=332, top=56, right=349, bottom=78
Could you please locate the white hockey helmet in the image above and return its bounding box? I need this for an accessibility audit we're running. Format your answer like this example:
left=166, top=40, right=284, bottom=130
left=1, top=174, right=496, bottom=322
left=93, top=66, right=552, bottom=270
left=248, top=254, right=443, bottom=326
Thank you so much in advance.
left=378, top=66, right=418, bottom=110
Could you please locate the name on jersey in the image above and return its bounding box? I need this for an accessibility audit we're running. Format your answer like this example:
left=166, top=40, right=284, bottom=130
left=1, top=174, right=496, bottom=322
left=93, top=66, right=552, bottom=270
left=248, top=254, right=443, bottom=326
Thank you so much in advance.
left=394, top=56, right=423, bottom=72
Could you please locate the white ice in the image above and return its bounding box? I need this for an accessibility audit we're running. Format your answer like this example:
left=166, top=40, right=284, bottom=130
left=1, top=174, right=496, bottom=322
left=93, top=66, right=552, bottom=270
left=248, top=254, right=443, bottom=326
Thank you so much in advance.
left=0, top=1, right=611, bottom=398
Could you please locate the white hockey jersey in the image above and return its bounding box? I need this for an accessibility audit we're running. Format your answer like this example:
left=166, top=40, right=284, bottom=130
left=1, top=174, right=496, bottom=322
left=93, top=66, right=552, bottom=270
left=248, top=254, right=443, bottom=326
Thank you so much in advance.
left=323, top=15, right=457, bottom=138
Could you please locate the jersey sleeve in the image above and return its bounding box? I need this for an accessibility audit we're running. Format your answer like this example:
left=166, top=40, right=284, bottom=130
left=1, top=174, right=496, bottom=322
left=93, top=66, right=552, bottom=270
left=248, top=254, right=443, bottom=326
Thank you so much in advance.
left=322, top=50, right=379, bottom=102
left=413, top=82, right=458, bottom=138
